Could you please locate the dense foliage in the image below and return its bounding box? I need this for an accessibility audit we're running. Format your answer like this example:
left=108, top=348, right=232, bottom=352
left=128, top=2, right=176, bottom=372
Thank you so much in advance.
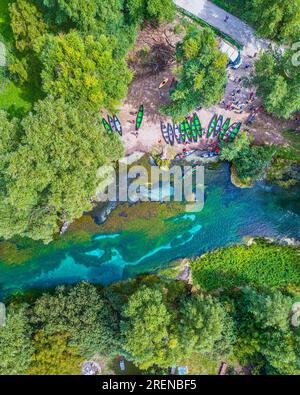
left=126, top=0, right=176, bottom=24
left=0, top=98, right=123, bottom=242
left=163, top=28, right=228, bottom=120
left=40, top=31, right=132, bottom=111
left=232, top=287, right=300, bottom=374
left=121, top=286, right=182, bottom=369
left=0, top=273, right=299, bottom=375
left=253, top=50, right=300, bottom=119
left=191, top=240, right=300, bottom=291
left=220, top=132, right=276, bottom=182
left=0, top=305, right=33, bottom=374
left=212, top=0, right=300, bottom=43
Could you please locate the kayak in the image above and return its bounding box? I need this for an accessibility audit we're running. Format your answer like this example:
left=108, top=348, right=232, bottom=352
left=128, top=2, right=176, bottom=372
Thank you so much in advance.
left=108, top=115, right=117, bottom=133
left=214, top=115, right=223, bottom=137
left=175, top=149, right=196, bottom=159
left=135, top=105, right=144, bottom=130
left=102, top=118, right=113, bottom=133
left=174, top=124, right=181, bottom=143
left=113, top=115, right=122, bottom=136
left=219, top=118, right=231, bottom=140
left=190, top=117, right=198, bottom=143
left=161, top=122, right=170, bottom=144
left=167, top=123, right=175, bottom=146
left=182, top=149, right=196, bottom=157
left=224, top=122, right=241, bottom=141
left=184, top=119, right=193, bottom=142
left=159, top=78, right=169, bottom=88
left=180, top=121, right=187, bottom=143
left=207, top=114, right=218, bottom=138
left=228, top=129, right=241, bottom=141
left=192, top=113, right=202, bottom=139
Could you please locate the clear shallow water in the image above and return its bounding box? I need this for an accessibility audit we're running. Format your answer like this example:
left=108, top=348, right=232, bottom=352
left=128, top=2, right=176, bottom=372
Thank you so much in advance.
left=0, top=163, right=299, bottom=298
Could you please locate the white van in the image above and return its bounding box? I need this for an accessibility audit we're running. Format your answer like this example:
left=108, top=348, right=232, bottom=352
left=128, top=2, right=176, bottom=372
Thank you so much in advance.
left=219, top=41, right=242, bottom=69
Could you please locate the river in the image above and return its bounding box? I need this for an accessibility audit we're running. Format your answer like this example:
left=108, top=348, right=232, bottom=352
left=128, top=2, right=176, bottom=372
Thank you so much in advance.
left=0, top=163, right=299, bottom=297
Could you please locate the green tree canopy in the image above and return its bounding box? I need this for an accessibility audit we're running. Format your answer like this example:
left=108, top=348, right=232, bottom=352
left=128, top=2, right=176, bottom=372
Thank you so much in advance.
left=179, top=295, right=234, bottom=358
left=0, top=305, right=33, bottom=374
left=31, top=282, right=120, bottom=357
left=234, top=287, right=300, bottom=375
left=220, top=132, right=276, bottom=181
left=120, top=286, right=182, bottom=369
left=9, top=0, right=48, bottom=53
left=28, top=331, right=82, bottom=375
left=35, top=0, right=137, bottom=55
left=0, top=98, right=123, bottom=243
left=163, top=28, right=228, bottom=120
left=251, top=0, right=300, bottom=42
left=253, top=49, right=300, bottom=119
left=126, top=0, right=175, bottom=24
left=40, top=31, right=132, bottom=111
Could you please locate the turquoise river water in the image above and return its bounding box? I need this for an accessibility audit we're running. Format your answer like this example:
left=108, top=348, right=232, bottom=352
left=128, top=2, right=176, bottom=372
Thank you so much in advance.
left=0, top=163, right=299, bottom=297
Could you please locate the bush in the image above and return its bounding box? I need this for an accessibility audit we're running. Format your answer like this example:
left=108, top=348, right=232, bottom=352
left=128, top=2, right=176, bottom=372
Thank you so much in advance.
left=191, top=240, right=300, bottom=291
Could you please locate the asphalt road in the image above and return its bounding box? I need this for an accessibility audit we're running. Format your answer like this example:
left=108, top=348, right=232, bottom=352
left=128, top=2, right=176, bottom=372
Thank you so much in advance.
left=174, top=0, right=270, bottom=56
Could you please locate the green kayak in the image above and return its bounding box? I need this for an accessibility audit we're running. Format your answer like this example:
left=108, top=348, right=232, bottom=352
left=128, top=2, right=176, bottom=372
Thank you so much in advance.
left=226, top=123, right=241, bottom=141
left=180, top=121, right=187, bottom=143
left=190, top=119, right=198, bottom=142
left=219, top=118, right=231, bottom=140
left=191, top=113, right=202, bottom=141
left=207, top=114, right=218, bottom=138
left=135, top=105, right=144, bottom=131
left=102, top=118, right=113, bottom=133
left=193, top=113, right=202, bottom=138
left=185, top=119, right=193, bottom=142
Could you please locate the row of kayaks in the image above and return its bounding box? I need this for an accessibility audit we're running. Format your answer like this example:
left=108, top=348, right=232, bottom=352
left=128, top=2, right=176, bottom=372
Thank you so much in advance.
left=161, top=114, right=241, bottom=145
left=102, top=115, right=122, bottom=136
left=101, top=105, right=144, bottom=136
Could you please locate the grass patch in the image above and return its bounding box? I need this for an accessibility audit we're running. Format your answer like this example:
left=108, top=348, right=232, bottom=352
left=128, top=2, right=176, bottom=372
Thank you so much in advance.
left=0, top=80, right=39, bottom=116
left=180, top=352, right=220, bottom=375
left=191, top=240, right=300, bottom=291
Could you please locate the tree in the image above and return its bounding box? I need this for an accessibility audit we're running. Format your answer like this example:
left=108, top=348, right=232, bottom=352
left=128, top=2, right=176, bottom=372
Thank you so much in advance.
left=251, top=0, right=300, bottom=42
left=28, top=331, right=82, bottom=375
left=219, top=131, right=251, bottom=163
left=253, top=50, right=300, bottom=119
left=9, top=0, right=48, bottom=53
left=126, top=0, right=176, bottom=24
left=0, top=305, right=33, bottom=374
left=234, top=287, right=300, bottom=375
left=163, top=29, right=227, bottom=120
left=0, top=97, right=124, bottom=243
left=40, top=31, right=132, bottom=111
left=220, top=132, right=276, bottom=181
left=31, top=282, right=120, bottom=357
left=179, top=295, right=234, bottom=358
left=120, top=286, right=181, bottom=369
left=35, top=0, right=137, bottom=55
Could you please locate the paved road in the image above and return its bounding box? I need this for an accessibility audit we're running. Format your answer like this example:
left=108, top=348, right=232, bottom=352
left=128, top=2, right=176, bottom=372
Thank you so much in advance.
left=174, top=0, right=270, bottom=56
